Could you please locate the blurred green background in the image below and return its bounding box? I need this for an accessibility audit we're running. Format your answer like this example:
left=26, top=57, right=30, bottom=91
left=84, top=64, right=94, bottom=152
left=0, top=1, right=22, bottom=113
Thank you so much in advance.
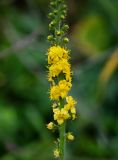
left=0, top=0, right=118, bottom=159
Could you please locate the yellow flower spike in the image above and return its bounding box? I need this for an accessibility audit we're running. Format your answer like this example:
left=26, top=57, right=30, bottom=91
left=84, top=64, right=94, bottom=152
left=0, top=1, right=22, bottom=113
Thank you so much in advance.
left=54, top=149, right=60, bottom=158
left=47, top=0, right=78, bottom=159
left=47, top=122, right=54, bottom=130
left=67, top=132, right=74, bottom=141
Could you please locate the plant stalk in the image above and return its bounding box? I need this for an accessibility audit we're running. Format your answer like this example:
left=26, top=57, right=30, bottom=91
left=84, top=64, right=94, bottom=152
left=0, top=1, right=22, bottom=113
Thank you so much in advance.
left=59, top=122, right=65, bottom=160
left=59, top=98, right=66, bottom=160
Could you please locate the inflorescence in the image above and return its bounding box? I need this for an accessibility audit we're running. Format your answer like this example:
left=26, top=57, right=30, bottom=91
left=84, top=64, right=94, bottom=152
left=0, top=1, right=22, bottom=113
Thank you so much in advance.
left=47, top=0, right=77, bottom=159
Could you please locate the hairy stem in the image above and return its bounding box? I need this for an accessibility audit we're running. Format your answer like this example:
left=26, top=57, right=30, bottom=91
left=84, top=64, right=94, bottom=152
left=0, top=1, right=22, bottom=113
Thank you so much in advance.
left=59, top=98, right=66, bottom=160
left=59, top=122, right=65, bottom=160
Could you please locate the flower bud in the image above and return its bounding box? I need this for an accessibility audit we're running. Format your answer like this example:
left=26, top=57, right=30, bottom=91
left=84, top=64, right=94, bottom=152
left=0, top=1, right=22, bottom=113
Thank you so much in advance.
left=67, top=132, right=74, bottom=141
left=63, top=24, right=69, bottom=30
left=54, top=10, right=58, bottom=15
left=50, top=2, right=55, bottom=6
left=48, top=13, right=54, bottom=18
left=54, top=149, right=60, bottom=158
left=47, top=35, right=53, bottom=41
left=62, top=10, right=67, bottom=15
left=61, top=15, right=65, bottom=20
left=47, top=122, right=54, bottom=130
left=49, top=21, right=56, bottom=28
left=63, top=4, right=67, bottom=9
left=56, top=31, right=61, bottom=36
left=64, top=37, right=69, bottom=43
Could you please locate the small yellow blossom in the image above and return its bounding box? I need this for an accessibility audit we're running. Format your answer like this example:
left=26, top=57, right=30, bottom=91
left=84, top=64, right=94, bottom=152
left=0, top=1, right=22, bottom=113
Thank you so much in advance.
left=66, top=96, right=77, bottom=108
left=64, top=96, right=77, bottom=119
left=48, top=59, right=71, bottom=82
left=47, top=122, right=54, bottom=130
left=48, top=46, right=69, bottom=65
left=50, top=80, right=72, bottom=100
left=48, top=62, right=62, bottom=79
left=67, top=132, right=74, bottom=141
left=50, top=85, right=60, bottom=100
left=70, top=107, right=76, bottom=114
left=64, top=96, right=77, bottom=111
left=54, top=149, right=60, bottom=158
left=58, top=80, right=72, bottom=98
left=53, top=108, right=70, bottom=125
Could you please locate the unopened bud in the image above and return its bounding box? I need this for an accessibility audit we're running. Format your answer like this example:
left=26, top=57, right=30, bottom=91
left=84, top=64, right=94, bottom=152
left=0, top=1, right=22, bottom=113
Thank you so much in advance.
left=64, top=37, right=69, bottom=43
left=56, top=31, right=61, bottom=36
left=61, top=15, right=65, bottom=20
left=47, top=35, right=53, bottom=41
left=63, top=4, right=67, bottom=9
left=54, top=10, right=58, bottom=14
left=48, top=13, right=54, bottom=18
left=50, top=2, right=55, bottom=6
left=49, top=21, right=56, bottom=28
left=63, top=24, right=69, bottom=30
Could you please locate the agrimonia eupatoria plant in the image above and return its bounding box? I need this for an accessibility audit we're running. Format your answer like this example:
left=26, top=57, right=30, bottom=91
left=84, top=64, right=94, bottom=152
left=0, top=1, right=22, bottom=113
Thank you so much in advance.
left=46, top=0, right=77, bottom=159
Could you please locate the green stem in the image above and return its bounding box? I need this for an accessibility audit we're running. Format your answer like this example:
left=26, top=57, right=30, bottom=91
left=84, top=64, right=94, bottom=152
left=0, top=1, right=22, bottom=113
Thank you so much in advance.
left=59, top=98, right=66, bottom=160
left=59, top=122, right=66, bottom=160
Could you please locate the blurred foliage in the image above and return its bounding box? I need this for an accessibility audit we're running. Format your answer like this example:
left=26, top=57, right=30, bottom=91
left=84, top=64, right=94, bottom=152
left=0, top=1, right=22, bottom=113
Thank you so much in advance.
left=0, top=0, right=118, bottom=159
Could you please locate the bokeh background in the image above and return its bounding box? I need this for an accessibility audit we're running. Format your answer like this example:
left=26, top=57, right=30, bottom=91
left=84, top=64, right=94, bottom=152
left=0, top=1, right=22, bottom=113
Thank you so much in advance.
left=0, top=0, right=118, bottom=159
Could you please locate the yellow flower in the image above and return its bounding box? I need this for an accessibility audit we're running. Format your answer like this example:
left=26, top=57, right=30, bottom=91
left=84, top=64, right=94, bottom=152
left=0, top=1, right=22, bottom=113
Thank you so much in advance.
left=50, top=85, right=60, bottom=100
left=48, top=46, right=69, bottom=65
left=67, top=132, right=74, bottom=141
left=48, top=62, right=61, bottom=79
left=64, top=96, right=77, bottom=111
left=66, top=96, right=77, bottom=108
left=53, top=108, right=70, bottom=125
left=50, top=80, right=72, bottom=100
left=64, top=96, right=77, bottom=119
left=47, top=122, right=54, bottom=130
left=48, top=59, right=71, bottom=82
left=54, top=149, right=60, bottom=158
left=70, top=107, right=76, bottom=114
left=58, top=80, right=72, bottom=98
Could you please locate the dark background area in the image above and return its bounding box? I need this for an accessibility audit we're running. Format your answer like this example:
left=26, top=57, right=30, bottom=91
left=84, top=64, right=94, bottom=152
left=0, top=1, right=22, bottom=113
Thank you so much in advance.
left=0, top=0, right=118, bottom=159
